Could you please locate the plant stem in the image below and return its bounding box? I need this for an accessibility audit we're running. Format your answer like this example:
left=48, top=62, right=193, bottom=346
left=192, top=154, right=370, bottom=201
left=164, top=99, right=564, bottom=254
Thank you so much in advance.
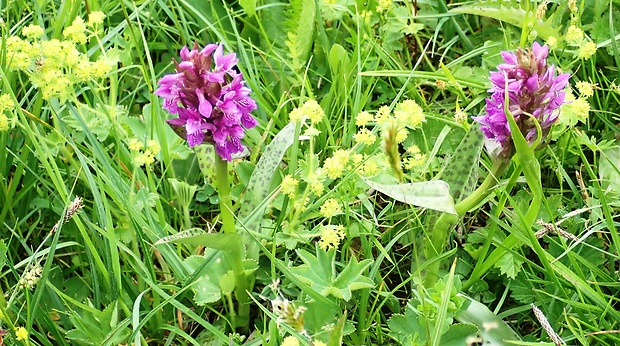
left=214, top=154, right=250, bottom=333
left=424, top=159, right=509, bottom=286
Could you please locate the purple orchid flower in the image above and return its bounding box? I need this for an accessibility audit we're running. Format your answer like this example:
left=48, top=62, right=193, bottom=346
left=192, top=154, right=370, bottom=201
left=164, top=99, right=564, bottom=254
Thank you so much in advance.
left=473, top=42, right=570, bottom=158
left=155, top=42, right=258, bottom=161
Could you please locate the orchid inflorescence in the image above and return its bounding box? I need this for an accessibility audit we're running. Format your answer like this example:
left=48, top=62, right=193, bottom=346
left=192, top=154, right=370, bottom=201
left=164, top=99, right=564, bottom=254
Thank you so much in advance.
left=155, top=43, right=258, bottom=161
left=473, top=42, right=570, bottom=158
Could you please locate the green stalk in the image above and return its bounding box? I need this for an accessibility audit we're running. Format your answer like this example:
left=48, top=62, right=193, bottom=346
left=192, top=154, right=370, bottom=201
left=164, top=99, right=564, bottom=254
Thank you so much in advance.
left=424, top=160, right=509, bottom=285
left=214, top=154, right=250, bottom=333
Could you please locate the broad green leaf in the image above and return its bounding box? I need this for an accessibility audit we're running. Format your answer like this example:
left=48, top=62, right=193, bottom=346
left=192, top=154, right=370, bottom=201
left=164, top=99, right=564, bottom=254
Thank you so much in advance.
left=327, top=311, right=347, bottom=346
left=439, top=324, right=479, bottom=346
left=184, top=255, right=230, bottom=305
left=155, top=228, right=242, bottom=252
left=362, top=178, right=457, bottom=214
left=238, top=122, right=296, bottom=219
left=239, top=0, right=256, bottom=16
left=239, top=122, right=297, bottom=260
left=439, top=124, right=484, bottom=202
left=456, top=294, right=521, bottom=344
left=194, top=145, right=216, bottom=184
left=290, top=247, right=374, bottom=301
left=599, top=145, right=620, bottom=200
left=387, top=308, right=427, bottom=345
left=450, top=1, right=562, bottom=40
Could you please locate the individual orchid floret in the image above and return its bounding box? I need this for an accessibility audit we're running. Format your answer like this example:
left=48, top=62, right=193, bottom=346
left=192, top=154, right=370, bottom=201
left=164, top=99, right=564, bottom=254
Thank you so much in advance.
left=155, top=42, right=258, bottom=161
left=473, top=42, right=570, bottom=158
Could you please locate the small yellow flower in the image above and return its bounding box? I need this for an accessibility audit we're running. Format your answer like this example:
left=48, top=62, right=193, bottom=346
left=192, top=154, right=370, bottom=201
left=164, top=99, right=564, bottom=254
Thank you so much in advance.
left=575, top=81, right=595, bottom=97
left=147, top=140, right=161, bottom=155
left=289, top=107, right=304, bottom=122
left=353, top=128, right=376, bottom=145
left=318, top=225, right=345, bottom=251
left=320, top=198, right=342, bottom=218
left=404, top=154, right=426, bottom=170
left=0, top=94, right=14, bottom=113
left=394, top=99, right=425, bottom=128
left=0, top=113, right=11, bottom=131
left=572, top=97, right=590, bottom=122
left=135, top=151, right=155, bottom=166
left=565, top=25, right=584, bottom=44
left=376, top=0, right=392, bottom=12
left=22, top=24, right=45, bottom=39
left=395, top=128, right=408, bottom=143
left=303, top=100, right=324, bottom=124
left=63, top=17, right=87, bottom=44
left=310, top=180, right=324, bottom=195
left=281, top=336, right=300, bottom=346
left=578, top=41, right=597, bottom=59
left=355, top=110, right=374, bottom=126
left=360, top=158, right=380, bottom=176
left=313, top=341, right=327, bottom=346
left=546, top=36, right=558, bottom=49
left=536, top=2, right=546, bottom=20
left=128, top=138, right=143, bottom=151
left=88, top=11, right=106, bottom=26
left=374, top=106, right=391, bottom=125
left=281, top=175, right=299, bottom=198
left=454, top=109, right=467, bottom=123
left=15, top=326, right=28, bottom=341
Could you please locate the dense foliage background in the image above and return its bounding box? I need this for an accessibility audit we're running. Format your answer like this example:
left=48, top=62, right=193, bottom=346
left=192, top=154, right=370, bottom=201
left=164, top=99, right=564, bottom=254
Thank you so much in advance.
left=1, top=0, right=620, bottom=345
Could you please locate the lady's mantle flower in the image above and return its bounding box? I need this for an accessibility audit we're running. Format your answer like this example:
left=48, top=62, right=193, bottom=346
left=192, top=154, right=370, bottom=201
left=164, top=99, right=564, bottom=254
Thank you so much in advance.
left=155, top=43, right=258, bottom=161
left=473, top=42, right=570, bottom=158
left=15, top=326, right=28, bottom=341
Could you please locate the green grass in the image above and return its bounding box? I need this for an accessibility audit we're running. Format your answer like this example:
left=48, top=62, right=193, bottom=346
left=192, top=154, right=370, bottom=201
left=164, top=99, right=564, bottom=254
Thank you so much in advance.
left=1, top=0, right=620, bottom=345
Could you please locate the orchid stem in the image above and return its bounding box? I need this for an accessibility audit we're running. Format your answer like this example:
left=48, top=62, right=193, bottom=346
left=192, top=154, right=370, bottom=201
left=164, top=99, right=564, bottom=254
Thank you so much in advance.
left=424, top=160, right=509, bottom=286
left=214, top=154, right=250, bottom=333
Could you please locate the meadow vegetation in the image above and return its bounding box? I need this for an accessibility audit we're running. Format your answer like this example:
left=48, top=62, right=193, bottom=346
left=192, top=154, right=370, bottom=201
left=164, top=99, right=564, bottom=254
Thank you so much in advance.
left=1, top=0, right=620, bottom=345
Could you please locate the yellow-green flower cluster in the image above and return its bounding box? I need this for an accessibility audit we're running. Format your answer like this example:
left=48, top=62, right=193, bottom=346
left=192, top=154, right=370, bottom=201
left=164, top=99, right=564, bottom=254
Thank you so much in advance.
left=15, top=326, right=28, bottom=341
left=563, top=25, right=597, bottom=60
left=575, top=81, right=595, bottom=98
left=318, top=225, right=345, bottom=251
left=376, top=0, right=392, bottom=12
left=403, top=145, right=427, bottom=170
left=281, top=336, right=300, bottom=346
left=18, top=264, right=43, bottom=290
left=323, top=149, right=352, bottom=179
left=281, top=175, right=299, bottom=198
left=0, top=94, right=16, bottom=131
left=319, top=198, right=341, bottom=218
left=353, top=99, right=426, bottom=149
left=289, top=100, right=325, bottom=124
left=4, top=15, right=115, bottom=101
left=128, top=138, right=161, bottom=167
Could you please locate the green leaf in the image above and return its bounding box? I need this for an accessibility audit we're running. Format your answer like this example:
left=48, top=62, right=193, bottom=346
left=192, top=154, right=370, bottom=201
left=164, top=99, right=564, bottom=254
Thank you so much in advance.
left=361, top=178, right=457, bottom=214
left=184, top=254, right=230, bottom=305
left=450, top=1, right=562, bottom=40
left=439, top=324, right=479, bottom=346
left=219, top=270, right=236, bottom=295
left=290, top=247, right=374, bottom=301
left=285, top=0, right=316, bottom=72
left=194, top=145, right=216, bottom=184
left=239, top=122, right=297, bottom=260
left=599, top=145, right=620, bottom=200
left=456, top=294, right=521, bottom=344
left=239, top=0, right=256, bottom=16
left=439, top=124, right=484, bottom=202
left=494, top=253, right=524, bottom=279
left=387, top=308, right=427, bottom=345
left=155, top=228, right=242, bottom=252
